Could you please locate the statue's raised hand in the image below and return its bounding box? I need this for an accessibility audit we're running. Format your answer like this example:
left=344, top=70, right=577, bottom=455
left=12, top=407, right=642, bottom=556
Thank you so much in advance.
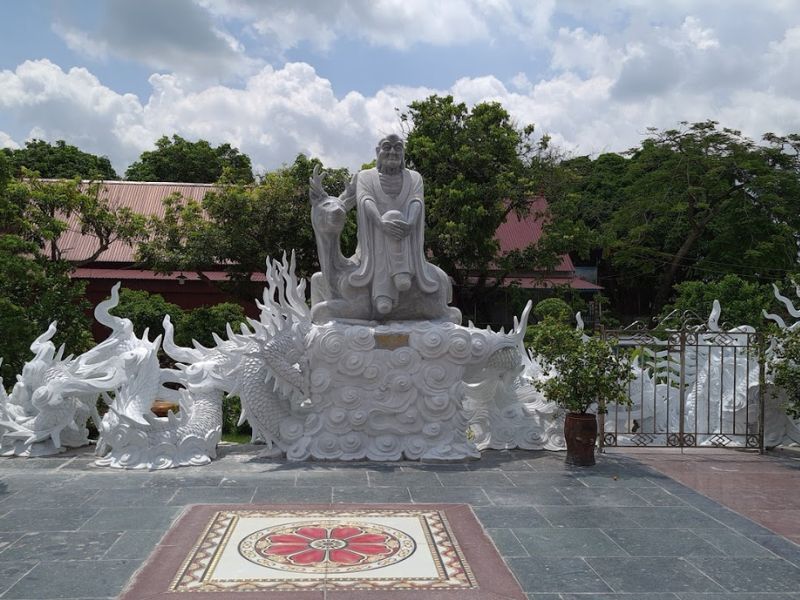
left=309, top=164, right=328, bottom=203
left=339, top=173, right=357, bottom=208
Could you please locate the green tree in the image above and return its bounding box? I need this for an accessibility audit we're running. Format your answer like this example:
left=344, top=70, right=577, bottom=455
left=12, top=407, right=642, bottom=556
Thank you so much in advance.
left=5, top=173, right=147, bottom=265
left=657, top=275, right=774, bottom=330
left=125, top=135, right=254, bottom=183
left=138, top=154, right=351, bottom=300
left=401, top=95, right=566, bottom=318
left=0, top=238, right=94, bottom=383
left=551, top=122, right=800, bottom=317
left=0, top=153, right=149, bottom=382
left=3, top=139, right=118, bottom=180
left=0, top=155, right=94, bottom=382
left=613, top=122, right=800, bottom=310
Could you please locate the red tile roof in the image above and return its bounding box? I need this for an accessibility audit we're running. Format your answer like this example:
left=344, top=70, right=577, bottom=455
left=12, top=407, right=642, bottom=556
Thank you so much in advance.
left=495, top=197, right=574, bottom=272
left=54, top=180, right=216, bottom=263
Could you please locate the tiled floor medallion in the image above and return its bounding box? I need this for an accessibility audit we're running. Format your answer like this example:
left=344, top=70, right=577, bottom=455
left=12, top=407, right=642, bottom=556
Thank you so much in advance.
left=171, top=508, right=476, bottom=592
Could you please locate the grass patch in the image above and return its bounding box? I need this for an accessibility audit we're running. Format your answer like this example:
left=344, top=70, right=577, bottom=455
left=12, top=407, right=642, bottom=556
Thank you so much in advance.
left=221, top=432, right=253, bottom=444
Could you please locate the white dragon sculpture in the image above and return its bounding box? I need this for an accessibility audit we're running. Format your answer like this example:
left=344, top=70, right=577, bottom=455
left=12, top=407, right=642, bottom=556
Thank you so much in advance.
left=2, top=250, right=546, bottom=466
left=762, top=281, right=800, bottom=446
left=0, top=324, right=117, bottom=457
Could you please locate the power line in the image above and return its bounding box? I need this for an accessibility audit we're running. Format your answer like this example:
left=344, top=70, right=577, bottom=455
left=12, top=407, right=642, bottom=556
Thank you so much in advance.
left=624, top=245, right=799, bottom=273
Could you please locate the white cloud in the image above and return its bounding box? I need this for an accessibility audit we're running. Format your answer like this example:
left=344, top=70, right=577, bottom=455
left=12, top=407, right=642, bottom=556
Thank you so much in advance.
left=52, top=0, right=258, bottom=82
left=0, top=60, right=144, bottom=169
left=51, top=22, right=109, bottom=61
left=197, top=0, right=558, bottom=51
left=680, top=16, right=720, bottom=50
left=765, top=27, right=800, bottom=96
left=2, top=45, right=800, bottom=180
left=551, top=28, right=627, bottom=78
left=0, top=131, right=20, bottom=150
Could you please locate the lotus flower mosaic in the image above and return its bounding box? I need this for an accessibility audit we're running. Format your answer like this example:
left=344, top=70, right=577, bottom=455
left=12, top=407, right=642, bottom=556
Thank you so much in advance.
left=238, top=521, right=416, bottom=573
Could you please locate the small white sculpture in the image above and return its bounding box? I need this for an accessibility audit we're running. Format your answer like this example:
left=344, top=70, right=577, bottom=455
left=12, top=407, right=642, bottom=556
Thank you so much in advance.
left=51, top=282, right=220, bottom=470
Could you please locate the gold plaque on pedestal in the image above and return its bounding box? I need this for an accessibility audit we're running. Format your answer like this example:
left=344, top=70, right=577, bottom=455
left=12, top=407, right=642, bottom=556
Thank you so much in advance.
left=374, top=333, right=409, bottom=350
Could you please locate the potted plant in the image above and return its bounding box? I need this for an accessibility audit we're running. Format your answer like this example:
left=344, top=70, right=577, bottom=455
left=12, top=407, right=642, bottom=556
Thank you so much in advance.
left=529, top=317, right=633, bottom=466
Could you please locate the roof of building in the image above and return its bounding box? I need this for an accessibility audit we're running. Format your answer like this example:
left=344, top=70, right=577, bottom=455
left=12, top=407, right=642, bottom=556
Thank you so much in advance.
left=464, top=275, right=602, bottom=291
left=72, top=267, right=267, bottom=282
left=494, top=197, right=574, bottom=272
left=53, top=180, right=597, bottom=289
left=52, top=180, right=215, bottom=263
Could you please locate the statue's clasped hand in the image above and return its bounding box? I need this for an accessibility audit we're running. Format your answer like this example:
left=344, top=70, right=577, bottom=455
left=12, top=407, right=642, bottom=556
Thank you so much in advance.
left=381, top=218, right=410, bottom=240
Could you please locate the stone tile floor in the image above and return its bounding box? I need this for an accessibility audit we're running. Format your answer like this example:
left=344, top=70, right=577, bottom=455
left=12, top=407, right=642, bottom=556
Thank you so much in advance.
left=0, top=444, right=798, bottom=599
left=631, top=447, right=800, bottom=545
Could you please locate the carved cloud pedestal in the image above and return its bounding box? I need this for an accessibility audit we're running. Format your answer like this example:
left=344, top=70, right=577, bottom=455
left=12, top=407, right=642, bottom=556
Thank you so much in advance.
left=278, top=320, right=503, bottom=461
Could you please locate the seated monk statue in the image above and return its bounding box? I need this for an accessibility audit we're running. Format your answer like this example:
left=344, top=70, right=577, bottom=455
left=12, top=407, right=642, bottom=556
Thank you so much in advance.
left=308, top=134, right=461, bottom=324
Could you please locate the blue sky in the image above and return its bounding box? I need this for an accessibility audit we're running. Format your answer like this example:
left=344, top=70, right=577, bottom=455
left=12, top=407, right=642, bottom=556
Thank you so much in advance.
left=1, top=1, right=799, bottom=176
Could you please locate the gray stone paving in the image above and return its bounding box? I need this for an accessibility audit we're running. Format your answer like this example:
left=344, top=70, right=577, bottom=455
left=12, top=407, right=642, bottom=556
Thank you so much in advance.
left=0, top=445, right=798, bottom=599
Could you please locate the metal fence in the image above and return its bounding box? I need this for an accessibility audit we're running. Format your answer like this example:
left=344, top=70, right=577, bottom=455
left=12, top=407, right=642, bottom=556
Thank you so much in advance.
left=599, top=325, right=766, bottom=451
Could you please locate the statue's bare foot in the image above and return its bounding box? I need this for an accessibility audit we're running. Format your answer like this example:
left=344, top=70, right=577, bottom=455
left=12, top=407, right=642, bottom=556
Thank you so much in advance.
left=375, top=296, right=393, bottom=315
left=393, top=273, right=411, bottom=291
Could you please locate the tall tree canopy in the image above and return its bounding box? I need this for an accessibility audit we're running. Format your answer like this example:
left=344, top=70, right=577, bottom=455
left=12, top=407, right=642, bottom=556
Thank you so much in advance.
left=138, top=154, right=350, bottom=300
left=0, top=155, right=87, bottom=381
left=3, top=139, right=118, bottom=180
left=551, top=122, right=800, bottom=316
left=402, top=95, right=567, bottom=315
left=0, top=150, right=151, bottom=380
left=125, top=135, right=254, bottom=184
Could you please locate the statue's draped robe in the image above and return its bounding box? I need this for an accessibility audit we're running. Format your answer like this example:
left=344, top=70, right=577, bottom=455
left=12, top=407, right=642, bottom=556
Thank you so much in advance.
left=349, top=168, right=440, bottom=303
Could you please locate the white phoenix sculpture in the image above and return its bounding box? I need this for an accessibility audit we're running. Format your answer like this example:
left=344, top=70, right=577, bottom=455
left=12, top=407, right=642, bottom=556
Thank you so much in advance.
left=0, top=134, right=568, bottom=468
left=606, top=286, right=800, bottom=447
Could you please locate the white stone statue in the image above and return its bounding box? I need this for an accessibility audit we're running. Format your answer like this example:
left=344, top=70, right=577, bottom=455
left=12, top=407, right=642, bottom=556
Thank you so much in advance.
left=762, top=282, right=800, bottom=446
left=309, top=134, right=461, bottom=324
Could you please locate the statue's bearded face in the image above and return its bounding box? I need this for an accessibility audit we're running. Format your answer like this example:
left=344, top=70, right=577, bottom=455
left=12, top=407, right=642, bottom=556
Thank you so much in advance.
left=376, top=136, right=404, bottom=172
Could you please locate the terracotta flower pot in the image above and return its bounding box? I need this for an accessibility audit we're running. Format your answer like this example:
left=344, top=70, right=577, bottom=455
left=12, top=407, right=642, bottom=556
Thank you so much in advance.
left=564, top=412, right=597, bottom=466
left=151, top=400, right=179, bottom=418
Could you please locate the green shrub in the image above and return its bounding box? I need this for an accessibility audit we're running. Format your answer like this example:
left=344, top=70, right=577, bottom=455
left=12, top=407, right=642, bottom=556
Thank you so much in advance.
left=528, top=317, right=633, bottom=414
left=175, top=302, right=246, bottom=348
left=659, top=275, right=773, bottom=330
left=533, top=298, right=572, bottom=323
left=108, top=289, right=246, bottom=349
left=110, top=288, right=183, bottom=342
